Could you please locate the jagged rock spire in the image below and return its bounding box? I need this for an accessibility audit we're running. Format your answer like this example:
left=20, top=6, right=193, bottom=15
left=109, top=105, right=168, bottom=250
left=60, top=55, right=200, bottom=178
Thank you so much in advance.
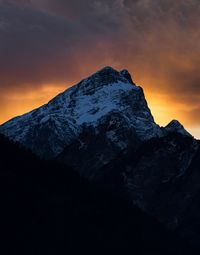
left=165, top=120, right=192, bottom=137
left=120, top=69, right=135, bottom=85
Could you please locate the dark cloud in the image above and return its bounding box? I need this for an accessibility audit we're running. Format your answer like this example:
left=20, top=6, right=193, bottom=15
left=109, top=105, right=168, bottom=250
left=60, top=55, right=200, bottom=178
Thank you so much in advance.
left=0, top=3, right=91, bottom=91
left=0, top=0, right=132, bottom=92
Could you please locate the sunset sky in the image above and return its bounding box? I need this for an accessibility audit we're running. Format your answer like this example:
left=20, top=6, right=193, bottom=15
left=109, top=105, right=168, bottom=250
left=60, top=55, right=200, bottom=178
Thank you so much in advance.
left=1, top=0, right=200, bottom=138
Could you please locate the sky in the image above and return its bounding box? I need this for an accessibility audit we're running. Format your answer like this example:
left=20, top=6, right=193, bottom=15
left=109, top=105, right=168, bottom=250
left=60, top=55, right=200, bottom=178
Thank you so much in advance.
left=0, top=0, right=200, bottom=138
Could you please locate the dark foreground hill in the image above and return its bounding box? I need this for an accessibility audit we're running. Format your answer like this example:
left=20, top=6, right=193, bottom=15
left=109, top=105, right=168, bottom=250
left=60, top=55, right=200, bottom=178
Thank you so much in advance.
left=0, top=134, right=196, bottom=255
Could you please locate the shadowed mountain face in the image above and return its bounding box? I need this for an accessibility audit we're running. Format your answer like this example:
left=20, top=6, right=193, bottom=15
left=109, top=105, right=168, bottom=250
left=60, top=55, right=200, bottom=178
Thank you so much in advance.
left=0, top=134, right=195, bottom=255
left=1, top=67, right=200, bottom=249
left=97, top=134, right=200, bottom=246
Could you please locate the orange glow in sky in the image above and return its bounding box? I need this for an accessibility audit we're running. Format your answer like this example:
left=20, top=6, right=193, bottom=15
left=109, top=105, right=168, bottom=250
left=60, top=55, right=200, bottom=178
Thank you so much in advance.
left=1, top=79, right=199, bottom=139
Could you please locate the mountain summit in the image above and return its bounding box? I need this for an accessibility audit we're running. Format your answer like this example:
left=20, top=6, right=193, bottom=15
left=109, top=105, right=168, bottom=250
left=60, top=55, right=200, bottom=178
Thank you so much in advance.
left=0, top=66, right=164, bottom=159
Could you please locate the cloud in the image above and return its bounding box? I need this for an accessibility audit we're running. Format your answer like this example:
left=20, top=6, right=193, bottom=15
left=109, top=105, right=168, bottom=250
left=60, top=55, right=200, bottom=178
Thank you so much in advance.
left=0, top=3, right=89, bottom=91
left=0, top=0, right=132, bottom=92
left=0, top=0, right=200, bottom=130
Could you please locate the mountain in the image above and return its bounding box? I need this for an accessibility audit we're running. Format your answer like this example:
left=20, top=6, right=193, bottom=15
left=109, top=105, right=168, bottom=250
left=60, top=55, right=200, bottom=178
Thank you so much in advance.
left=1, top=66, right=199, bottom=249
left=0, top=66, right=162, bottom=159
left=0, top=66, right=189, bottom=171
left=163, top=120, right=193, bottom=137
left=1, top=134, right=194, bottom=255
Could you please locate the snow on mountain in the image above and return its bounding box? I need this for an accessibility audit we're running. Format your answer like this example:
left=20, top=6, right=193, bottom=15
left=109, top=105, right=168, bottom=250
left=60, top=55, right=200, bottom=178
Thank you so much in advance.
left=0, top=66, right=190, bottom=159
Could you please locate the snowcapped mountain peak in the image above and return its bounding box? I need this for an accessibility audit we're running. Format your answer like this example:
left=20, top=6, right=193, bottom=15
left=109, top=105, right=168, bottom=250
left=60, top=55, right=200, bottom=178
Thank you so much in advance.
left=0, top=67, right=163, bottom=158
left=93, top=66, right=131, bottom=83
left=164, top=120, right=192, bottom=137
left=73, top=66, right=136, bottom=95
left=95, top=66, right=118, bottom=75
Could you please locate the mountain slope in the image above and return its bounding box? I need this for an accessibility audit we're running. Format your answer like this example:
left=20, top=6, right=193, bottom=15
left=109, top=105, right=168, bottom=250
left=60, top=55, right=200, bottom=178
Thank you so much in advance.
left=97, top=133, right=200, bottom=248
left=1, top=134, right=195, bottom=255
